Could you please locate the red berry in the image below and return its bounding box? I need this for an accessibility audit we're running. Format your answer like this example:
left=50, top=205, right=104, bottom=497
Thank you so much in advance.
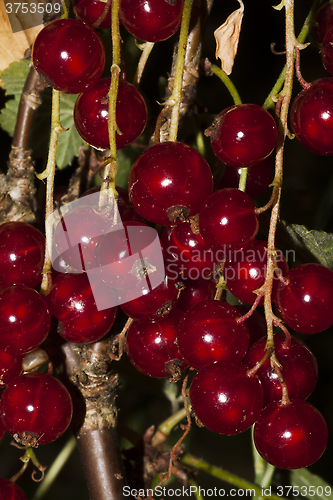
left=224, top=241, right=288, bottom=306
left=275, top=263, right=333, bottom=334
left=254, top=399, right=328, bottom=469
left=94, top=221, right=164, bottom=290
left=290, top=78, right=333, bottom=155
left=244, top=333, right=318, bottom=406
left=46, top=273, right=118, bottom=344
left=119, top=0, right=184, bottom=42
left=74, top=79, right=147, bottom=151
left=161, top=222, right=219, bottom=280
left=190, top=361, right=264, bottom=435
left=0, top=349, right=23, bottom=388
left=198, top=188, right=259, bottom=249
left=72, top=0, right=113, bottom=28
left=0, top=222, right=45, bottom=288
left=128, top=142, right=213, bottom=226
left=217, top=157, right=273, bottom=199
left=209, top=104, right=277, bottom=168
left=0, top=373, right=73, bottom=446
left=0, top=478, right=27, bottom=500
left=119, top=272, right=179, bottom=320
left=126, top=309, right=187, bottom=378
left=32, top=19, right=106, bottom=94
left=176, top=279, right=216, bottom=312
left=177, top=300, right=249, bottom=369
left=311, top=1, right=333, bottom=46
left=0, top=286, right=50, bottom=355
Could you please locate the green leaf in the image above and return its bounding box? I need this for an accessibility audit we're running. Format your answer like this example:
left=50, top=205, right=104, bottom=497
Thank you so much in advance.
left=0, top=59, right=30, bottom=136
left=290, top=468, right=333, bottom=500
left=284, top=224, right=333, bottom=271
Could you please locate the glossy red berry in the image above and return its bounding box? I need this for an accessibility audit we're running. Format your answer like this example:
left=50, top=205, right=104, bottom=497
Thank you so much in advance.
left=275, top=263, right=333, bottom=334
left=311, top=2, right=333, bottom=46
left=253, top=399, right=328, bottom=469
left=74, top=79, right=147, bottom=151
left=290, top=78, right=333, bottom=155
left=0, top=373, right=73, bottom=446
left=128, top=142, right=213, bottom=226
left=224, top=241, right=288, bottom=306
left=46, top=273, right=118, bottom=344
left=217, top=157, right=273, bottom=199
left=177, top=300, right=249, bottom=369
left=0, top=222, right=45, bottom=288
left=244, top=333, right=318, bottom=406
left=190, top=361, right=264, bottom=435
left=0, top=349, right=23, bottom=388
left=209, top=104, right=277, bottom=168
left=0, top=478, right=27, bottom=500
left=176, top=279, right=216, bottom=312
left=198, top=188, right=259, bottom=249
left=0, top=286, right=50, bottom=355
left=119, top=0, right=184, bottom=42
left=72, top=0, right=113, bottom=28
left=32, top=19, right=106, bottom=94
left=161, top=222, right=219, bottom=280
left=119, top=272, right=179, bottom=320
left=126, top=309, right=187, bottom=378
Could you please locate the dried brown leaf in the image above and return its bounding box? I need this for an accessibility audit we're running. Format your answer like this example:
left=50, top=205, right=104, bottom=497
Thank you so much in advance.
left=0, top=1, right=43, bottom=73
left=214, top=0, right=244, bottom=75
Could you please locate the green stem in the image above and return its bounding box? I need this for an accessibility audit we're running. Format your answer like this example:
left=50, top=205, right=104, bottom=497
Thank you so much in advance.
left=32, top=435, right=77, bottom=500
left=238, top=167, right=248, bottom=192
left=168, top=0, right=194, bottom=142
left=132, top=42, right=155, bottom=88
left=210, top=64, right=242, bottom=105
left=263, top=0, right=321, bottom=110
left=180, top=454, right=288, bottom=500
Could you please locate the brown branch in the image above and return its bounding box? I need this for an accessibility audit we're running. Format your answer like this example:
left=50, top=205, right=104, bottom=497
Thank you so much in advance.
left=153, top=0, right=214, bottom=143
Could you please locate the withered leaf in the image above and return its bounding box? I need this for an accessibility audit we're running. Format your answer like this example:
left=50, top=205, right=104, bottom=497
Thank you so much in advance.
left=214, top=0, right=244, bottom=75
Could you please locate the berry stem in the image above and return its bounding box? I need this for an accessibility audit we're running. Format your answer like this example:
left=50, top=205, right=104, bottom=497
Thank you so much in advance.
left=151, top=407, right=188, bottom=447
left=210, top=64, right=242, bottom=105
left=179, top=454, right=288, bottom=500
left=132, top=42, right=155, bottom=88
left=38, top=89, right=65, bottom=296
left=168, top=0, right=194, bottom=142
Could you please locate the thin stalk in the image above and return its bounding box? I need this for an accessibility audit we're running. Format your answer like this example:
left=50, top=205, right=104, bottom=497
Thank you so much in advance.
left=168, top=0, right=194, bottom=142
left=37, top=89, right=64, bottom=296
left=132, top=42, right=155, bottom=88
left=180, top=454, right=288, bottom=500
left=210, top=64, right=242, bottom=105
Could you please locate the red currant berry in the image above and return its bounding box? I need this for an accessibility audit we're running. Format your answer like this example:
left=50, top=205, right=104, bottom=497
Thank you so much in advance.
left=72, top=0, right=113, bottom=28
left=32, top=19, right=106, bottom=94
left=176, top=279, right=216, bottom=312
left=126, top=309, right=187, bottom=378
left=161, top=222, right=218, bottom=280
left=275, top=263, right=333, bottom=334
left=0, top=286, right=50, bottom=355
left=46, top=273, right=118, bottom=344
left=190, top=361, right=264, bottom=435
left=311, top=2, right=333, bottom=46
left=253, top=399, right=328, bottom=469
left=290, top=78, right=333, bottom=155
left=0, top=478, right=27, bottom=500
left=198, top=188, right=259, bottom=249
left=224, top=241, right=288, bottom=306
left=321, top=28, right=333, bottom=74
left=177, top=300, right=249, bottom=369
left=119, top=0, right=184, bottom=42
left=119, top=272, right=179, bottom=320
left=94, top=221, right=164, bottom=290
left=0, top=222, right=45, bottom=288
left=0, top=373, right=73, bottom=446
left=209, top=104, right=277, bottom=168
left=0, top=349, right=23, bottom=388
left=128, top=142, right=213, bottom=226
left=217, top=157, right=273, bottom=199
left=74, top=79, right=147, bottom=151
left=244, top=333, right=318, bottom=406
